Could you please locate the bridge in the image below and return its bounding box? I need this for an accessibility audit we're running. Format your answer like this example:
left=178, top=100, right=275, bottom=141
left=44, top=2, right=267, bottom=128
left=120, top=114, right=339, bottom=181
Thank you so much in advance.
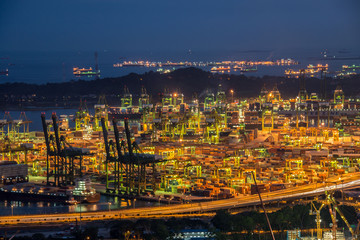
left=1, top=173, right=359, bottom=226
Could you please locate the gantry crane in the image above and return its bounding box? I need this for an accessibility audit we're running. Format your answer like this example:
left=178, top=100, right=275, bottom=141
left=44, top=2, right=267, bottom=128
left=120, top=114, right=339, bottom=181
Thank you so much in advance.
left=41, top=113, right=92, bottom=186
left=121, top=86, right=133, bottom=108
left=101, top=117, right=122, bottom=193
left=310, top=191, right=356, bottom=240
left=12, top=112, right=31, bottom=142
left=93, top=95, right=108, bottom=131
left=75, top=99, right=91, bottom=131
left=139, top=86, right=150, bottom=108
left=203, top=109, right=223, bottom=143
left=1, top=112, right=31, bottom=142
left=102, top=117, right=163, bottom=196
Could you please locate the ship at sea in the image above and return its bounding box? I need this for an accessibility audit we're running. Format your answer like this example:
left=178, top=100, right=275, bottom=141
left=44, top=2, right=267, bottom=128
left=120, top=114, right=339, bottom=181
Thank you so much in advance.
left=234, top=65, right=257, bottom=73
left=211, top=66, right=230, bottom=72
left=342, top=64, right=360, bottom=70
left=73, top=67, right=100, bottom=77
left=334, top=64, right=360, bottom=78
left=285, top=64, right=328, bottom=78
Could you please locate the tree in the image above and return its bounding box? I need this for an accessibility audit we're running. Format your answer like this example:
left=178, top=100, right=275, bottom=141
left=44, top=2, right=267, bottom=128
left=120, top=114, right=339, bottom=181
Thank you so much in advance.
left=82, top=227, right=98, bottom=240
left=31, top=233, right=45, bottom=240
left=212, top=210, right=233, bottom=231
left=150, top=220, right=170, bottom=240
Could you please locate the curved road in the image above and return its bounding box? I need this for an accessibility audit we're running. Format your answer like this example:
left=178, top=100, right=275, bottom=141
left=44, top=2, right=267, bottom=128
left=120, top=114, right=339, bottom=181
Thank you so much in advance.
left=1, top=173, right=359, bottom=226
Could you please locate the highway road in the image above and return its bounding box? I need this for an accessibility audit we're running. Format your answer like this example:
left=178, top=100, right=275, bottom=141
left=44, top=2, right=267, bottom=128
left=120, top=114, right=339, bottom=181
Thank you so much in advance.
left=1, top=173, right=359, bottom=226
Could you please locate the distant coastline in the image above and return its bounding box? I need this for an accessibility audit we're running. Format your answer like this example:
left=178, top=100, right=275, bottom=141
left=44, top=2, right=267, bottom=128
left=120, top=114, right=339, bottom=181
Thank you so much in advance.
left=0, top=67, right=359, bottom=110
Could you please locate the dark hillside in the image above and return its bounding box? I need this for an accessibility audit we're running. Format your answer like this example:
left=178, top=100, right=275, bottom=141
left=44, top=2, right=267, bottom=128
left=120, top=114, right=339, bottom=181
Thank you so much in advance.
left=1, top=67, right=359, bottom=109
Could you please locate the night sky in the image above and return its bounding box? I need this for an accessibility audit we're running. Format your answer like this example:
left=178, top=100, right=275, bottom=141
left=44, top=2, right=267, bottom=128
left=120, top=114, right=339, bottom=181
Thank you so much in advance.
left=1, top=0, right=359, bottom=53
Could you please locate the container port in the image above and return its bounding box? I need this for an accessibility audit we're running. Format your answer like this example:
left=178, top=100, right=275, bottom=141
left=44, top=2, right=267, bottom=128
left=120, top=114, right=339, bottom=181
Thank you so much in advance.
left=1, top=75, right=360, bottom=240
left=1, top=82, right=360, bottom=204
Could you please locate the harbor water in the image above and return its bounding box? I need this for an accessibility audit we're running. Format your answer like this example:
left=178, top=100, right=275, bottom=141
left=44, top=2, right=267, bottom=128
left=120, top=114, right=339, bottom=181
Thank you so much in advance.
left=0, top=195, right=159, bottom=216
left=1, top=50, right=359, bottom=84
left=0, top=108, right=158, bottom=216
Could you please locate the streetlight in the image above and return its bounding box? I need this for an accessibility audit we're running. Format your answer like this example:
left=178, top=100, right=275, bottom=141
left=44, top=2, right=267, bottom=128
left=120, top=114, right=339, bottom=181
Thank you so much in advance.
left=108, top=202, right=111, bottom=212
left=341, top=179, right=344, bottom=202
left=79, top=203, right=82, bottom=224
left=75, top=202, right=82, bottom=229
left=11, top=205, right=14, bottom=216
left=230, top=90, right=234, bottom=103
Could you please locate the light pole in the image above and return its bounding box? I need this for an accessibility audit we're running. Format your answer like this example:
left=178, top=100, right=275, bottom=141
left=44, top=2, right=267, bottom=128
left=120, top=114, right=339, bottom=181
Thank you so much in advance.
left=230, top=90, right=234, bottom=103
left=11, top=205, right=14, bottom=216
left=79, top=203, right=82, bottom=225
left=75, top=203, right=82, bottom=229
left=341, top=179, right=344, bottom=202
left=108, top=202, right=111, bottom=212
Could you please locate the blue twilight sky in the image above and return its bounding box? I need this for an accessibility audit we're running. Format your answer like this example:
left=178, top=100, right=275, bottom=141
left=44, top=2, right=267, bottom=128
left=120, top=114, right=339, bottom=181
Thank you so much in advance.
left=0, top=0, right=359, bottom=53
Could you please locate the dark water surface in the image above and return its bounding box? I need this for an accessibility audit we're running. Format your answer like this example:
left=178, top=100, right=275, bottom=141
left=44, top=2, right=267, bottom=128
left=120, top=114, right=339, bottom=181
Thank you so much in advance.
left=0, top=50, right=359, bottom=84
left=0, top=194, right=158, bottom=216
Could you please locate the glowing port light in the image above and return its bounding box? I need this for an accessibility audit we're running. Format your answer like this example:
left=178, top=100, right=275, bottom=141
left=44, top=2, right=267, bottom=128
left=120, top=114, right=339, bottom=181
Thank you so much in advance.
left=211, top=66, right=231, bottom=71
left=342, top=64, right=360, bottom=70
left=285, top=64, right=328, bottom=76
left=113, top=59, right=298, bottom=68
left=73, top=67, right=100, bottom=76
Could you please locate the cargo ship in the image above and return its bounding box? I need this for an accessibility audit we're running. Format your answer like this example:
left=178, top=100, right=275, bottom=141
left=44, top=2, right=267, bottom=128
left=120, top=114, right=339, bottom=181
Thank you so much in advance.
left=233, top=65, right=258, bottom=72
left=211, top=66, right=230, bottom=72
left=72, top=177, right=101, bottom=203
left=73, top=67, right=100, bottom=77
left=0, top=183, right=73, bottom=203
left=0, top=177, right=100, bottom=204
left=342, top=64, right=360, bottom=70
left=285, top=64, right=328, bottom=77
left=239, top=66, right=257, bottom=73
left=333, top=65, right=360, bottom=78
left=335, top=71, right=357, bottom=78
left=233, top=65, right=243, bottom=70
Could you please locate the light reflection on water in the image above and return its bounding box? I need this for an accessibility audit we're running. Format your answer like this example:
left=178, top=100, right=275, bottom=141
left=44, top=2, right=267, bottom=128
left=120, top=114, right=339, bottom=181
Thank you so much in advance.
left=0, top=108, right=161, bottom=216
left=0, top=195, right=157, bottom=216
left=0, top=109, right=91, bottom=132
left=0, top=49, right=358, bottom=84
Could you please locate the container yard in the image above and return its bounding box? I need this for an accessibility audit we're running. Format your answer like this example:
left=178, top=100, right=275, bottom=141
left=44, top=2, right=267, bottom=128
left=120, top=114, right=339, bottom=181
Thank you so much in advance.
left=1, top=83, right=360, bottom=204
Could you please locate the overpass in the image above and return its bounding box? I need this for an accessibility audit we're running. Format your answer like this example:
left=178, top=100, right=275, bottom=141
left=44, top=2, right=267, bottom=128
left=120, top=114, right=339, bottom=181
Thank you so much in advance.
left=0, top=173, right=359, bottom=226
